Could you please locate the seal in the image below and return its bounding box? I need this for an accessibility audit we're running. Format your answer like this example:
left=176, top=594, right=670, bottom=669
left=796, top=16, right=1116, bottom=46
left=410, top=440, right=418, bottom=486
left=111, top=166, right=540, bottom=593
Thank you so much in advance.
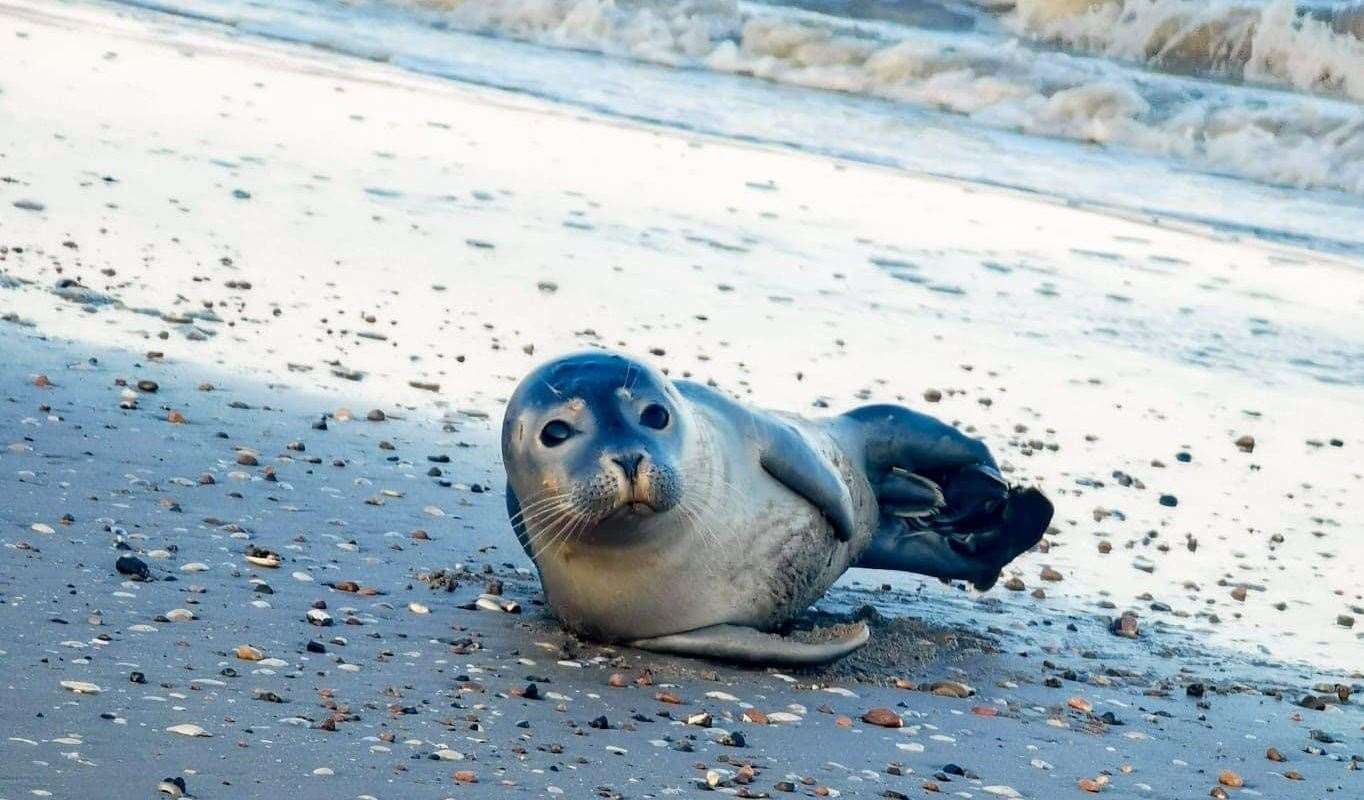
left=501, top=351, right=1052, bottom=665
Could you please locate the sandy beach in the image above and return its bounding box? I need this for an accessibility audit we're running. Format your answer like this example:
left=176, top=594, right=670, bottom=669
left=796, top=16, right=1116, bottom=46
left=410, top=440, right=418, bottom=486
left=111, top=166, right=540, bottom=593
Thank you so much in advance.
left=1, top=0, right=1361, bottom=797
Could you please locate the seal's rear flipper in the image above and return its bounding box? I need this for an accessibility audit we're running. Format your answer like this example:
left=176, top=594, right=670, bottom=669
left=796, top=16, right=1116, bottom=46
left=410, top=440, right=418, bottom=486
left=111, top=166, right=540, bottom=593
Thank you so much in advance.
left=629, top=622, right=869, bottom=666
left=858, top=487, right=1053, bottom=590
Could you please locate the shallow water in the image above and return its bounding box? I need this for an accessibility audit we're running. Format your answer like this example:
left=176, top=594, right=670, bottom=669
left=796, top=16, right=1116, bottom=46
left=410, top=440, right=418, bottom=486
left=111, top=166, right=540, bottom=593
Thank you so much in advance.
left=109, top=0, right=1364, bottom=258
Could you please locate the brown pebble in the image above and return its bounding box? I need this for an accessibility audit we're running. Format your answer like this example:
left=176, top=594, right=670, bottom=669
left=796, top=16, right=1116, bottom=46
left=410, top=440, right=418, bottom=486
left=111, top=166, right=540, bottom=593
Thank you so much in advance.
left=167, top=410, right=186, bottom=424
left=923, top=389, right=942, bottom=403
left=34, top=374, right=51, bottom=388
left=1067, top=696, right=1093, bottom=713
left=236, top=452, right=258, bottom=466
left=834, top=715, right=853, bottom=728
left=1040, top=566, right=1063, bottom=582
left=1266, top=747, right=1287, bottom=762
left=655, top=691, right=683, bottom=705
left=742, top=708, right=768, bottom=725
left=1004, top=576, right=1026, bottom=591
left=367, top=409, right=386, bottom=422
left=452, top=770, right=476, bottom=783
left=861, top=708, right=903, bottom=728
left=1077, top=778, right=1102, bottom=793
left=1231, top=586, right=1247, bottom=602
left=1218, top=770, right=1243, bottom=788
left=607, top=673, right=627, bottom=688
left=1234, top=434, right=1255, bottom=452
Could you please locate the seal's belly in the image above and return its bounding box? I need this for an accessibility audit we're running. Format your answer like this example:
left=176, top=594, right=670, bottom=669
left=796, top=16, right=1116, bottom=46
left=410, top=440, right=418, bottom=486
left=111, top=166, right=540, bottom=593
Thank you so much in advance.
left=537, top=428, right=876, bottom=641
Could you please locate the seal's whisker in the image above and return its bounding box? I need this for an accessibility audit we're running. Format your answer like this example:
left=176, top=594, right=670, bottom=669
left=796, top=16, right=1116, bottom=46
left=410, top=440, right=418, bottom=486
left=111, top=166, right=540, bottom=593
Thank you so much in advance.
left=521, top=502, right=576, bottom=548
left=515, top=499, right=575, bottom=529
left=533, top=509, right=585, bottom=562
left=527, top=509, right=579, bottom=561
left=509, top=493, right=571, bottom=525
left=508, top=495, right=568, bottom=526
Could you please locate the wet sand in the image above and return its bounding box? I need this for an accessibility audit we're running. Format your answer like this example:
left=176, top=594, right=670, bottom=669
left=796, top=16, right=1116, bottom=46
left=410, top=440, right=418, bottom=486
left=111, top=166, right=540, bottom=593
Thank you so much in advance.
left=0, top=0, right=1361, bottom=797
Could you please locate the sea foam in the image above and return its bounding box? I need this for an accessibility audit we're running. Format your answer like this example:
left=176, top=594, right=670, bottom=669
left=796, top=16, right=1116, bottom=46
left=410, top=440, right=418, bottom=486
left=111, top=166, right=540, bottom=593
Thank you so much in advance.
left=408, top=0, right=1364, bottom=195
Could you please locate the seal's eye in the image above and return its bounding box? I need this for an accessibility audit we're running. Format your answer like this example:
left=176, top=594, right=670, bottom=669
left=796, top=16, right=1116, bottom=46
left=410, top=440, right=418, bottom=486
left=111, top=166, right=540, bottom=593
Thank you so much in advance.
left=539, top=420, right=573, bottom=447
left=639, top=404, right=670, bottom=430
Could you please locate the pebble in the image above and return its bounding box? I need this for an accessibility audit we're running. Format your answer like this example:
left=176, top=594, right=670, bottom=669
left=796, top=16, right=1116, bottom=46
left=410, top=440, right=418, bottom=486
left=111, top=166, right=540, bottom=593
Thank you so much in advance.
left=861, top=708, right=902, bottom=728
left=165, top=724, right=211, bottom=737
left=60, top=680, right=102, bottom=694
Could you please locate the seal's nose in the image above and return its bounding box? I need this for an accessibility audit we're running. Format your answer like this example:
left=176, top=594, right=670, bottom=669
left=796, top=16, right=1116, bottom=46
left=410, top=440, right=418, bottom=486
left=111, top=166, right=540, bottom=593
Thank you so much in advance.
left=611, top=452, right=645, bottom=483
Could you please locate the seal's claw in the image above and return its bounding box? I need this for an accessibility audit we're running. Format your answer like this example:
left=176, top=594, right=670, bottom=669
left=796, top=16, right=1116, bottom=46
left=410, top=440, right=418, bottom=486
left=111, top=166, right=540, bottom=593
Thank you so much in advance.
left=629, top=622, right=870, bottom=666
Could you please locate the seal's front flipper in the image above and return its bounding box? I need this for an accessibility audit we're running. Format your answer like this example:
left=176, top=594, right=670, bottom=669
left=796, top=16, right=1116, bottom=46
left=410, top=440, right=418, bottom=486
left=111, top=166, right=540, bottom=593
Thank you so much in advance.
left=629, top=622, right=869, bottom=666
left=757, top=418, right=858, bottom=542
left=858, top=487, right=1052, bottom=590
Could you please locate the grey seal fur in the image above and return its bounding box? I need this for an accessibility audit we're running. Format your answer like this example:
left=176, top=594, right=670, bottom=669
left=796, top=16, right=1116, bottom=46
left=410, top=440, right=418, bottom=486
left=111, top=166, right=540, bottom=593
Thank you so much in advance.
left=501, top=351, right=1052, bottom=665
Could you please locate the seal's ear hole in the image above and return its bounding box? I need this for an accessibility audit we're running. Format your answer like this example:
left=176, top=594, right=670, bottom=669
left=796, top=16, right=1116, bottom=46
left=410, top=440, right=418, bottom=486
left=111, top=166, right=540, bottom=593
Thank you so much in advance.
left=640, top=404, right=670, bottom=430
left=539, top=420, right=574, bottom=447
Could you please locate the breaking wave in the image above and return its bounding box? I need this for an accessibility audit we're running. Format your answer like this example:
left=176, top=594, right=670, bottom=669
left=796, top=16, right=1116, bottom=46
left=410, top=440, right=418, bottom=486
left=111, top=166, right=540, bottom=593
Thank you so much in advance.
left=403, top=0, right=1364, bottom=194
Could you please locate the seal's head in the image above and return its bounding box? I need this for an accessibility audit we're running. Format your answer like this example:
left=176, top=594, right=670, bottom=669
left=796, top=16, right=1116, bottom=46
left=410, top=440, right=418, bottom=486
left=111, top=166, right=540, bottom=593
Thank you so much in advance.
left=502, top=351, right=690, bottom=547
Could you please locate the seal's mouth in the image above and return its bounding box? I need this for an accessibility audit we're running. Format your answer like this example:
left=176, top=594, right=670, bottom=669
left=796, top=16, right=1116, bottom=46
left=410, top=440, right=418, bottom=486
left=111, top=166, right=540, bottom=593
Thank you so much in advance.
left=605, top=500, right=659, bottom=520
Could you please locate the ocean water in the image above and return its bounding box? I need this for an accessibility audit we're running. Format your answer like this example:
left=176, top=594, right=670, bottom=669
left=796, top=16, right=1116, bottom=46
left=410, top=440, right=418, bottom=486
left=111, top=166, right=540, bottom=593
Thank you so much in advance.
left=107, top=0, right=1364, bottom=257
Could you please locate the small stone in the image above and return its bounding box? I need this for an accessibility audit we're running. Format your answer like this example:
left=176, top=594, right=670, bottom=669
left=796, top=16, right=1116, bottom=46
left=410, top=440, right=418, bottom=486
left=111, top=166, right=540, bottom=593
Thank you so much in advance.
left=167, top=410, right=187, bottom=424
left=861, top=708, right=903, bottom=728
left=742, top=708, right=769, bottom=725
left=1040, top=566, right=1063, bottom=582
left=1110, top=612, right=1140, bottom=639
left=306, top=609, right=333, bottom=626
left=234, top=645, right=265, bottom=661
left=1077, top=778, right=1102, bottom=793
left=60, top=680, right=102, bottom=695
left=1003, top=576, right=1025, bottom=591
left=655, top=691, right=683, bottom=704
left=1158, top=494, right=1178, bottom=507
left=1218, top=771, right=1243, bottom=788
left=686, top=712, right=713, bottom=727
left=1067, top=696, right=1093, bottom=713
left=452, top=770, right=477, bottom=784
left=923, top=389, right=942, bottom=403
left=1266, top=747, right=1287, bottom=762
left=1234, top=434, right=1255, bottom=453
left=367, top=409, right=386, bottom=422
left=1337, top=614, right=1355, bottom=628
left=116, top=555, right=151, bottom=580
left=607, top=673, right=627, bottom=688
left=928, top=681, right=975, bottom=698
left=165, top=724, right=211, bottom=737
